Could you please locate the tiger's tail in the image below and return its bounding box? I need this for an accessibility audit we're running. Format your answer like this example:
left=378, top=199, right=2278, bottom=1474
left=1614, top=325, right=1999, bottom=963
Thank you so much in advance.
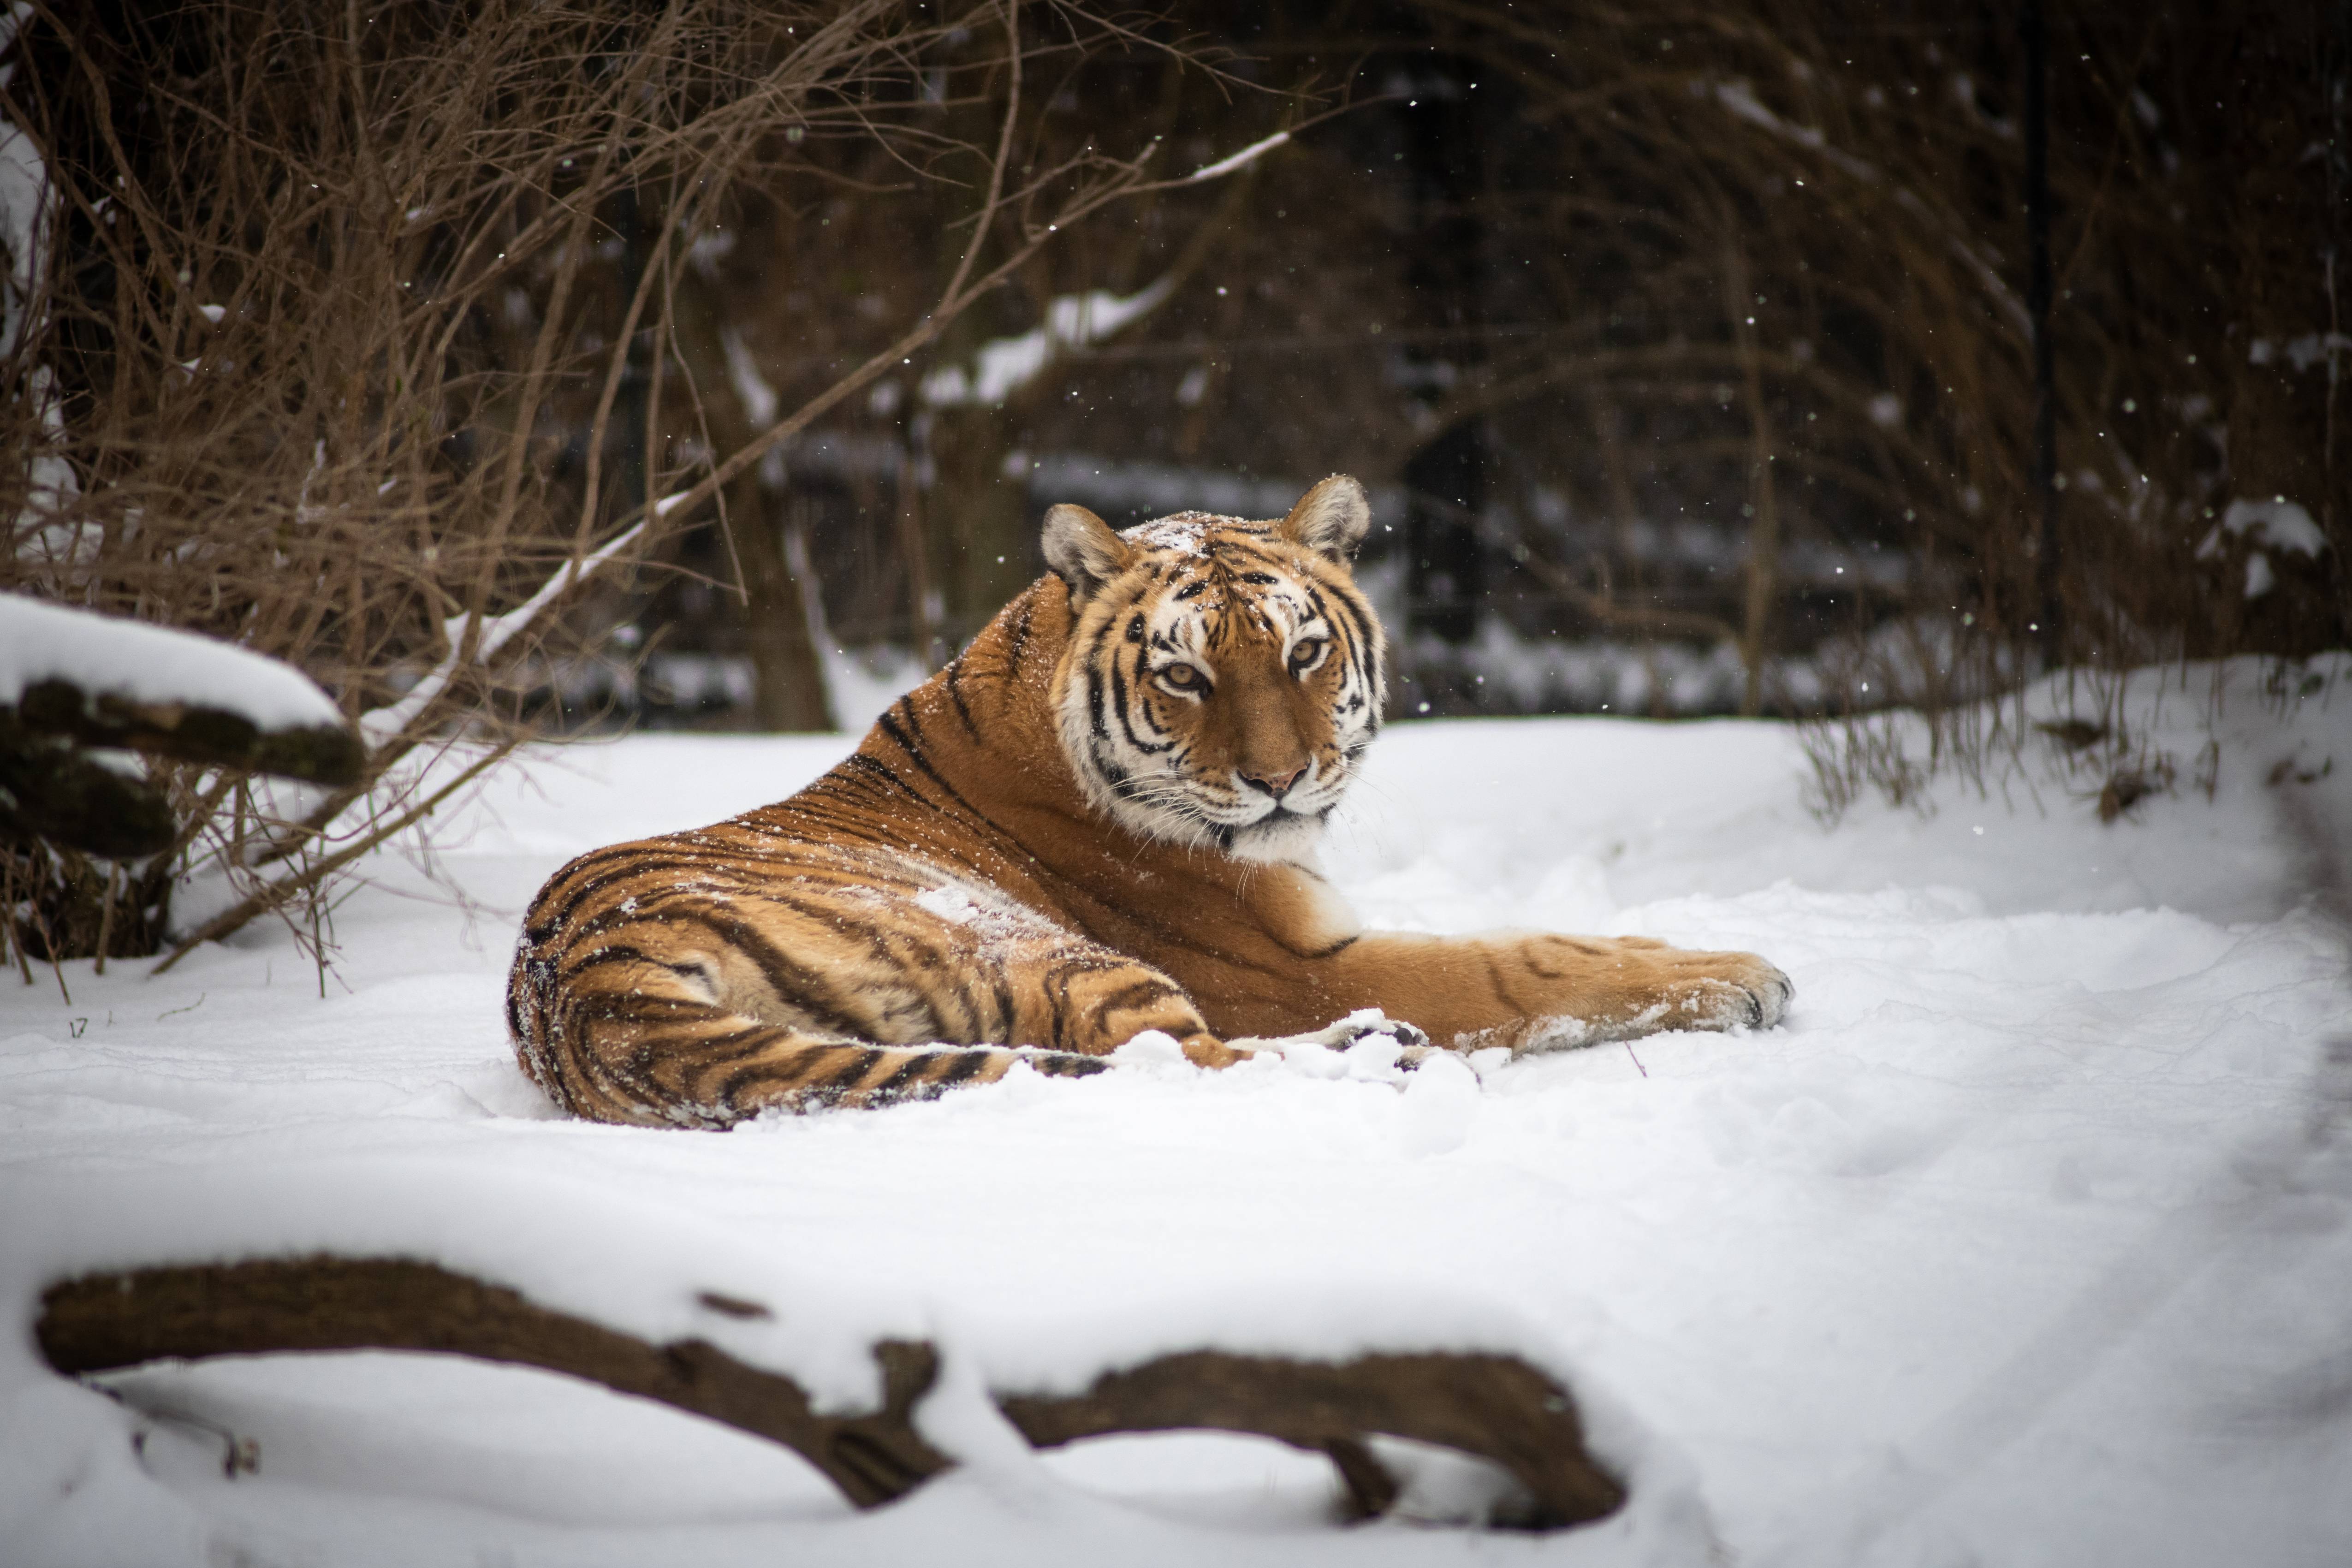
left=505, top=946, right=1106, bottom=1128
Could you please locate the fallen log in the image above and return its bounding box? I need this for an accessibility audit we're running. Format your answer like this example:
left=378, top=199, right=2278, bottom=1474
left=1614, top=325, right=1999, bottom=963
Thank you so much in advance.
left=998, top=1348, right=1625, bottom=1528
left=37, top=1254, right=1625, bottom=1530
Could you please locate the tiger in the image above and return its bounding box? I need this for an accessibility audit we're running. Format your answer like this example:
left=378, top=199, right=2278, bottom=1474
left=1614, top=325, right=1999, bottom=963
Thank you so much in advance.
left=507, top=475, right=1791, bottom=1127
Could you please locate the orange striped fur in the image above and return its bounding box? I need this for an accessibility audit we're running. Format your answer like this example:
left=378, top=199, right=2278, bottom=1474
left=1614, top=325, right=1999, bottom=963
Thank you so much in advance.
left=508, top=476, right=1789, bottom=1126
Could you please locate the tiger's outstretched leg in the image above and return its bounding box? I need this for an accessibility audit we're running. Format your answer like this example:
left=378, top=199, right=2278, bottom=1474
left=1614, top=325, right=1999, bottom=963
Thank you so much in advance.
left=1318, top=931, right=1794, bottom=1055
left=508, top=838, right=1243, bottom=1127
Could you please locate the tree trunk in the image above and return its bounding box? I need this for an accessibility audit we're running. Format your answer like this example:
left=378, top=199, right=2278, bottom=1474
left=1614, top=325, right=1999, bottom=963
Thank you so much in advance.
left=927, top=400, right=1036, bottom=645
left=669, top=271, right=836, bottom=731
left=1723, top=228, right=1783, bottom=717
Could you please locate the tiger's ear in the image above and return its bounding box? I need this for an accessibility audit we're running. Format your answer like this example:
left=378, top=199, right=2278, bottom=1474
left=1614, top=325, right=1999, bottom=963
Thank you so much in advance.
left=1278, top=475, right=1372, bottom=563
left=1042, top=503, right=1134, bottom=604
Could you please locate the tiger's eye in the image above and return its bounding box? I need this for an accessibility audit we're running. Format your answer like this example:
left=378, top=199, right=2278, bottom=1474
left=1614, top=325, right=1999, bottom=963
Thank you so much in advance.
left=1289, top=638, right=1327, bottom=672
left=1158, top=664, right=1204, bottom=691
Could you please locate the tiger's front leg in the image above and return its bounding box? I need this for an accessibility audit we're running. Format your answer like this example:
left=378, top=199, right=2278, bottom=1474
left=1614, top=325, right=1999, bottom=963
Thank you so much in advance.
left=1318, top=930, right=1793, bottom=1056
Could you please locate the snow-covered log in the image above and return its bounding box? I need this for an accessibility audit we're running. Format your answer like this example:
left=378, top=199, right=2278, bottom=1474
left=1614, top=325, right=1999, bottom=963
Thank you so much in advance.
left=998, top=1347, right=1624, bottom=1527
left=36, top=1254, right=1624, bottom=1531
left=0, top=595, right=362, bottom=865
left=0, top=730, right=177, bottom=861
left=35, top=1257, right=949, bottom=1510
left=0, top=595, right=362, bottom=789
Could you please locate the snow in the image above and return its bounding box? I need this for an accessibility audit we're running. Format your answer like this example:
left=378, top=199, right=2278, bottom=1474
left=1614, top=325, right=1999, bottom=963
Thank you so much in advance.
left=845, top=132, right=1285, bottom=463
left=720, top=324, right=778, bottom=428
left=2193, top=499, right=2327, bottom=602
left=922, top=282, right=1173, bottom=408
left=1184, top=130, right=1290, bottom=185
left=1713, top=81, right=1826, bottom=151
left=0, top=1, right=47, bottom=361
left=2249, top=334, right=2352, bottom=374
left=1, top=15, right=79, bottom=548
left=2213, top=496, right=2328, bottom=558
left=0, top=593, right=344, bottom=730
left=4, top=655, right=2351, bottom=1564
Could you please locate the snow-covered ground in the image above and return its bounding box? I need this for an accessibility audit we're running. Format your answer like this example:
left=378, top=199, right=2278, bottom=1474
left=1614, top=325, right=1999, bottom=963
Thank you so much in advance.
left=5, top=657, right=2350, bottom=1567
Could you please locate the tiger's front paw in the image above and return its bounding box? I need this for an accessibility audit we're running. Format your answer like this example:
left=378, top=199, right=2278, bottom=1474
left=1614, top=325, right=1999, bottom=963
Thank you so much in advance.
left=1750, top=964, right=1795, bottom=1028
left=1301, top=1009, right=1431, bottom=1053
left=1678, top=955, right=1792, bottom=1033
left=1224, top=1010, right=1437, bottom=1085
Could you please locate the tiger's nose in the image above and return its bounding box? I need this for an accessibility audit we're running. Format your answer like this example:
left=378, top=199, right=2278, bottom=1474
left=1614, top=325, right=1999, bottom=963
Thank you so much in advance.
left=1240, top=763, right=1308, bottom=799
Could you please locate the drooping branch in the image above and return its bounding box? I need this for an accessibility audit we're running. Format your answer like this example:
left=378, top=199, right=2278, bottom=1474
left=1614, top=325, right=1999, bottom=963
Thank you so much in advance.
left=36, top=1256, right=950, bottom=1508
left=36, top=1255, right=1626, bottom=1531
left=998, top=1348, right=1627, bottom=1529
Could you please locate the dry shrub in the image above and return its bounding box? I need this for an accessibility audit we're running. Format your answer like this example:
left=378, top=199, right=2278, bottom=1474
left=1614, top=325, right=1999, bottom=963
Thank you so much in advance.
left=0, top=0, right=1237, bottom=965
left=839, top=3, right=2340, bottom=753
left=1348, top=0, right=2344, bottom=800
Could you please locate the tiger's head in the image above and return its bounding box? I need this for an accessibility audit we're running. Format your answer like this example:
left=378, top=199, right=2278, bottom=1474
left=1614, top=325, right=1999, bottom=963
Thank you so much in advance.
left=1042, top=474, right=1385, bottom=863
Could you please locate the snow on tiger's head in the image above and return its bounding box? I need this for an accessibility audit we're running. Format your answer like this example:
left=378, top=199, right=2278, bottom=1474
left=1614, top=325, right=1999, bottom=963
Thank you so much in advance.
left=1043, top=475, right=1385, bottom=863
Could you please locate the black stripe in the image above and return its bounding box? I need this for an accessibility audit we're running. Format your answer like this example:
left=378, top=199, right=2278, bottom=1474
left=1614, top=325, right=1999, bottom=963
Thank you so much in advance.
left=676, top=1023, right=785, bottom=1061
left=1086, top=659, right=1111, bottom=741
left=1005, top=593, right=1038, bottom=678
left=945, top=658, right=981, bottom=739
left=872, top=706, right=1029, bottom=857
left=989, top=972, right=1019, bottom=1039
left=935, top=1050, right=993, bottom=1086
left=1108, top=653, right=1174, bottom=756
left=878, top=1053, right=938, bottom=1093
left=824, top=1047, right=886, bottom=1088
left=699, top=917, right=873, bottom=1040
left=1095, top=976, right=1185, bottom=1016
left=1324, top=586, right=1380, bottom=675
left=1033, top=1053, right=1110, bottom=1079
left=559, top=944, right=680, bottom=982
left=829, top=753, right=931, bottom=810
left=535, top=851, right=721, bottom=933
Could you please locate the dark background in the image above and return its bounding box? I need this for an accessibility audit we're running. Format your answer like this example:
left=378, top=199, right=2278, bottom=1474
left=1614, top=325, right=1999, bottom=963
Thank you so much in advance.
left=9, top=0, right=2348, bottom=736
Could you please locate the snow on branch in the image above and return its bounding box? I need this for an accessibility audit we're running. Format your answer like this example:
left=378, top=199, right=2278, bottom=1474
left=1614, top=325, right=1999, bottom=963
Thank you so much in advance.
left=1183, top=129, right=1289, bottom=184
left=921, top=276, right=1176, bottom=408
left=362, top=521, right=647, bottom=745
left=0, top=594, right=359, bottom=787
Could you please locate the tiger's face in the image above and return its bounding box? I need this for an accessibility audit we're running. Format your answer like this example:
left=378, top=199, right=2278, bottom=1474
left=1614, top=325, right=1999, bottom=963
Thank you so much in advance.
left=1043, top=475, right=1385, bottom=863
